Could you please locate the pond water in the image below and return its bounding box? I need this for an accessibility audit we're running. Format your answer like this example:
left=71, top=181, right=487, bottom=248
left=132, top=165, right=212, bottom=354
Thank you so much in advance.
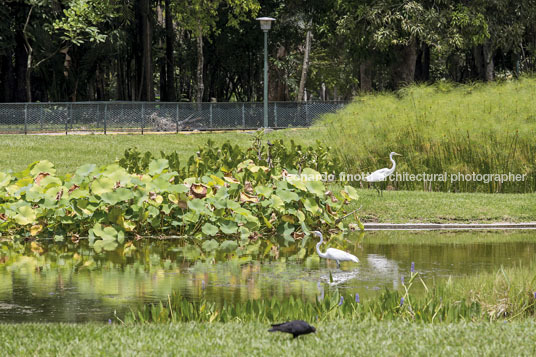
left=1, top=231, right=535, bottom=323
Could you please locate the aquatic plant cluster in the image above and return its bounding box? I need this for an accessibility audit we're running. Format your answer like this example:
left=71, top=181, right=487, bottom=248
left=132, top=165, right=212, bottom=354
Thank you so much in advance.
left=0, top=136, right=358, bottom=254
left=126, top=272, right=536, bottom=324
left=127, top=267, right=536, bottom=324
left=117, top=132, right=341, bottom=178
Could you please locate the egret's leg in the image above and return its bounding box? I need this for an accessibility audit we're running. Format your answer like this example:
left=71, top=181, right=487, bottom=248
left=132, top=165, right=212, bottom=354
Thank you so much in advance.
left=375, top=185, right=381, bottom=196
left=336, top=260, right=340, bottom=269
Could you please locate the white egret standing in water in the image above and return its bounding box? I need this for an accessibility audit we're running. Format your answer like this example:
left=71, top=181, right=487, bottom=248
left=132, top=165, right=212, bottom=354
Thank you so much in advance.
left=364, top=152, right=402, bottom=196
left=312, top=231, right=359, bottom=269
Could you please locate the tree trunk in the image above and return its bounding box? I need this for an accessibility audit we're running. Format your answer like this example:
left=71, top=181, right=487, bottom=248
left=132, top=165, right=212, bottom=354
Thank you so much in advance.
left=360, top=59, right=373, bottom=92
left=0, top=53, right=15, bottom=102
left=95, top=65, right=105, bottom=100
left=136, top=0, right=153, bottom=101
left=21, top=6, right=34, bottom=102
left=157, top=1, right=167, bottom=101
left=269, top=45, right=289, bottom=101
left=473, top=43, right=494, bottom=82
left=165, top=0, right=176, bottom=101
left=482, top=43, right=494, bottom=81
left=414, top=42, right=430, bottom=82
left=116, top=58, right=127, bottom=100
left=14, top=32, right=28, bottom=102
left=391, top=39, right=417, bottom=89
left=196, top=25, right=204, bottom=103
left=297, top=29, right=312, bottom=102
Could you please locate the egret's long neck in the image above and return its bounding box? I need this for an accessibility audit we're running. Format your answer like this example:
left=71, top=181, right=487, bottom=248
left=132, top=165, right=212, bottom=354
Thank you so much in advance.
left=315, top=235, right=327, bottom=258
left=388, top=153, right=397, bottom=174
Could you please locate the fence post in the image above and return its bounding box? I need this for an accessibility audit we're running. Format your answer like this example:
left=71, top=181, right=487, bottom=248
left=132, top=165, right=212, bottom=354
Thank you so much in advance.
left=104, top=103, right=107, bottom=135
left=274, top=102, right=278, bottom=128
left=141, top=102, right=145, bottom=135
left=176, top=102, right=179, bottom=134
left=24, top=104, right=28, bottom=135
left=242, top=103, right=245, bottom=129
left=209, top=103, right=213, bottom=129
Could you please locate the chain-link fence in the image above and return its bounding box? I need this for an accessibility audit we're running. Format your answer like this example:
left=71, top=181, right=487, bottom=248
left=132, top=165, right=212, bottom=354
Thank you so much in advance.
left=0, top=101, right=347, bottom=134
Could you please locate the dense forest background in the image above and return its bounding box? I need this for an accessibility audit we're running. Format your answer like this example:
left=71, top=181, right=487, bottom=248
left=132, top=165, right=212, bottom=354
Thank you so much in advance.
left=1, top=0, right=535, bottom=103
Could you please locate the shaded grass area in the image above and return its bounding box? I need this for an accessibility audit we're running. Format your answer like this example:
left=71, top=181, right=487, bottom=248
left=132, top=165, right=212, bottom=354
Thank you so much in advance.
left=354, top=188, right=536, bottom=223
left=2, top=321, right=536, bottom=356
left=323, top=77, right=536, bottom=193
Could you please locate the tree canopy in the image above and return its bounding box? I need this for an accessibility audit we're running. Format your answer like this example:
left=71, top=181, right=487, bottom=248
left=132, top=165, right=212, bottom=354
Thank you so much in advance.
left=0, top=0, right=535, bottom=102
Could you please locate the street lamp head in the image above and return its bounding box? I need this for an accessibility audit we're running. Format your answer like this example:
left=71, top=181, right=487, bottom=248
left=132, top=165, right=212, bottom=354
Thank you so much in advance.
left=256, top=17, right=275, bottom=31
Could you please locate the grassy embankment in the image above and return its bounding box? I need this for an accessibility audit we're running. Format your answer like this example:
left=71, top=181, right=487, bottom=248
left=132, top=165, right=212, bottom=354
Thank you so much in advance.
left=2, top=321, right=536, bottom=356
left=324, top=77, right=536, bottom=193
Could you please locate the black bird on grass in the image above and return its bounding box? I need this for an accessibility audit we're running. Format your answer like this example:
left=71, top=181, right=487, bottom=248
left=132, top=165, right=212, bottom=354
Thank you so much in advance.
left=268, top=320, right=316, bottom=338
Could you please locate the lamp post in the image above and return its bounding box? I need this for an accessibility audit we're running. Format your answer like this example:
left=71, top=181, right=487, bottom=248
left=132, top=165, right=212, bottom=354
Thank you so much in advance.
left=256, top=17, right=275, bottom=128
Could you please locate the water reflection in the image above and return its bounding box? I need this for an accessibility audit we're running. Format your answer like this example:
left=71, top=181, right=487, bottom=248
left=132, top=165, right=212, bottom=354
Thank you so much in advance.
left=320, top=269, right=361, bottom=287
left=1, top=231, right=535, bottom=322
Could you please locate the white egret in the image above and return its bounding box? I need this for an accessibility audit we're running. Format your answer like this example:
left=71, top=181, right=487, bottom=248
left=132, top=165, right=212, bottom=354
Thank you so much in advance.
left=364, top=152, right=402, bottom=195
left=312, top=231, right=359, bottom=269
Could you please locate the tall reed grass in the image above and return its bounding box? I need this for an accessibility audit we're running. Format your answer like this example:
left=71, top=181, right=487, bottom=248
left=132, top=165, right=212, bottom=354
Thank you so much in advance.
left=323, top=78, right=536, bottom=193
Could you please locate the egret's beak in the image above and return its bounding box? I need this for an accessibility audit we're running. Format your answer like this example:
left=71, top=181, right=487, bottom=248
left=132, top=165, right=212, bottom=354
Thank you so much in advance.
left=394, top=153, right=402, bottom=156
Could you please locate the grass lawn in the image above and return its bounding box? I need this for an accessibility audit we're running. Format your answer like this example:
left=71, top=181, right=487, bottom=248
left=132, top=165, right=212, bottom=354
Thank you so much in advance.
left=0, top=129, right=319, bottom=175
left=2, top=321, right=536, bottom=356
left=354, top=188, right=536, bottom=223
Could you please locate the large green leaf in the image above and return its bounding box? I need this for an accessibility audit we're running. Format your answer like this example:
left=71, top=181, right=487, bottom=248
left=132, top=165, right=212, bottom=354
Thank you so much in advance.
left=202, top=239, right=219, bottom=252
left=100, top=188, right=133, bottom=205
left=0, top=172, right=12, bottom=188
left=148, top=159, right=169, bottom=176
left=168, top=184, right=189, bottom=194
left=202, top=223, right=219, bottom=236
left=75, top=164, right=97, bottom=178
left=255, top=185, right=273, bottom=197
left=93, top=239, right=118, bottom=253
left=91, top=177, right=115, bottom=195
left=343, top=185, right=359, bottom=200
left=276, top=222, right=295, bottom=245
left=303, top=197, right=322, bottom=215
left=14, top=206, right=37, bottom=225
left=277, top=190, right=299, bottom=203
left=92, top=223, right=118, bottom=241
left=220, top=220, right=238, bottom=234
left=219, top=240, right=238, bottom=253
left=305, top=180, right=325, bottom=197
left=30, top=160, right=56, bottom=176
left=287, top=176, right=307, bottom=191
left=188, top=199, right=206, bottom=213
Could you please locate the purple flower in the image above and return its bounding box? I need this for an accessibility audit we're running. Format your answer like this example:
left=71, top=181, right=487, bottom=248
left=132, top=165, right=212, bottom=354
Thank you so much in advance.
left=201, top=280, right=206, bottom=290
left=355, top=293, right=360, bottom=303
left=401, top=276, right=405, bottom=285
left=400, top=297, right=404, bottom=307
left=533, top=292, right=536, bottom=299
left=338, top=296, right=344, bottom=306
left=108, top=319, right=112, bottom=325
left=411, top=262, right=415, bottom=273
